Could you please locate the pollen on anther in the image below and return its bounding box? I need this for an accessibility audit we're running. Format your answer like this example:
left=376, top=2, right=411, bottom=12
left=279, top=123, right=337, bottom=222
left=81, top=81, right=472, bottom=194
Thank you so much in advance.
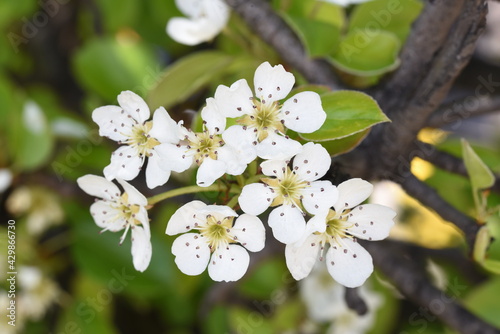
left=280, top=213, right=284, bottom=216
left=330, top=261, right=334, bottom=265
left=363, top=230, right=366, bottom=234
left=185, top=242, right=190, bottom=246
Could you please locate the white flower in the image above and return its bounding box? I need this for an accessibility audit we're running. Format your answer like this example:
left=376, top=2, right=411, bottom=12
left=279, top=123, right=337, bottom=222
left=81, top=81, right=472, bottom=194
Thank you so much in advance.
left=77, top=174, right=152, bottom=272
left=214, top=62, right=326, bottom=160
left=238, top=142, right=337, bottom=244
left=166, top=97, right=256, bottom=187
left=300, top=262, right=382, bottom=334
left=167, top=0, right=230, bottom=46
left=166, top=200, right=265, bottom=282
left=319, top=0, right=374, bottom=7
left=93, top=90, right=185, bottom=189
left=0, top=168, right=12, bottom=193
left=285, top=178, right=396, bottom=287
left=17, top=266, right=60, bottom=321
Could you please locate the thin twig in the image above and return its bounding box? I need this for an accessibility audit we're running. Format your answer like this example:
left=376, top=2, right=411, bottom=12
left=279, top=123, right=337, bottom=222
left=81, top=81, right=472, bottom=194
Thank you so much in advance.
left=224, top=0, right=342, bottom=89
left=427, top=95, right=500, bottom=128
left=364, top=241, right=500, bottom=334
left=395, top=174, right=479, bottom=248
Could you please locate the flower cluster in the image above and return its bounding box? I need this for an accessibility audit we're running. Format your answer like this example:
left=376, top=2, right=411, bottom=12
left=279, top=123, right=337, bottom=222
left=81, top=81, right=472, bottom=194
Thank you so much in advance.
left=78, top=61, right=396, bottom=285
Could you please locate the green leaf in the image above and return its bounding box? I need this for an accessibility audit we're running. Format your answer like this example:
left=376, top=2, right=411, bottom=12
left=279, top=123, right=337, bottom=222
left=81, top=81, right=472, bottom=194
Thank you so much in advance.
left=73, top=37, right=159, bottom=102
left=462, top=139, right=495, bottom=190
left=275, top=0, right=345, bottom=28
left=299, top=90, right=389, bottom=141
left=320, top=129, right=370, bottom=157
left=473, top=226, right=491, bottom=264
left=147, top=51, right=233, bottom=110
left=329, top=30, right=401, bottom=76
left=348, top=0, right=423, bottom=42
left=282, top=14, right=341, bottom=57
left=464, top=277, right=500, bottom=328
left=11, top=100, right=54, bottom=171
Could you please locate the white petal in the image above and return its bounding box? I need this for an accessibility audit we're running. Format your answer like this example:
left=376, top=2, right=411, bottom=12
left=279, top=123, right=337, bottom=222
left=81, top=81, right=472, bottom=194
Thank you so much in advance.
left=145, top=150, right=171, bottom=189
left=135, top=206, right=150, bottom=238
left=214, top=79, right=255, bottom=117
left=154, top=143, right=193, bottom=173
left=238, top=183, right=275, bottom=215
left=294, top=142, right=331, bottom=181
left=326, top=238, right=373, bottom=288
left=268, top=205, right=306, bottom=244
left=201, top=97, right=226, bottom=134
left=77, top=174, right=121, bottom=200
left=281, top=92, right=326, bottom=133
left=253, top=62, right=295, bottom=102
left=208, top=244, right=250, bottom=282
left=302, top=181, right=338, bottom=215
left=167, top=17, right=223, bottom=46
left=166, top=200, right=207, bottom=235
left=149, top=107, right=182, bottom=144
left=0, top=169, right=12, bottom=193
left=131, top=225, right=152, bottom=272
left=90, top=200, right=125, bottom=231
left=255, top=133, right=302, bottom=160
left=306, top=213, right=328, bottom=234
left=175, top=0, right=203, bottom=17
left=334, top=178, right=373, bottom=211
left=116, top=179, right=147, bottom=206
left=172, top=233, right=211, bottom=276
left=222, top=125, right=257, bottom=164
left=103, top=146, right=143, bottom=181
left=345, top=204, right=396, bottom=241
left=92, top=105, right=134, bottom=142
left=231, top=214, right=266, bottom=252
left=285, top=233, right=323, bottom=280
left=260, top=159, right=288, bottom=177
left=200, top=204, right=238, bottom=218
left=117, top=91, right=150, bottom=124
left=217, top=145, right=248, bottom=176
left=196, top=158, right=226, bottom=187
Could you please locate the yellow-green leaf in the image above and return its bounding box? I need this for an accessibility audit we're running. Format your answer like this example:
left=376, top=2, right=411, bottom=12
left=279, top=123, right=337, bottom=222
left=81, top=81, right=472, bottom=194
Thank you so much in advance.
left=462, top=139, right=495, bottom=190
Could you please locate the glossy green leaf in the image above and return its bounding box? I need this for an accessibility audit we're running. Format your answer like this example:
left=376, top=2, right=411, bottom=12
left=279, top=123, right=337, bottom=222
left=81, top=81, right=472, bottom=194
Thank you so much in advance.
left=147, top=51, right=233, bottom=110
left=473, top=226, right=491, bottom=265
left=11, top=100, right=54, bottom=171
left=73, top=37, right=159, bottom=102
left=462, top=139, right=495, bottom=190
left=275, top=0, right=345, bottom=28
left=329, top=30, right=401, bottom=76
left=348, top=0, right=423, bottom=42
left=282, top=14, right=340, bottom=57
left=464, top=277, right=500, bottom=328
left=299, top=90, right=389, bottom=141
left=319, top=129, right=370, bottom=157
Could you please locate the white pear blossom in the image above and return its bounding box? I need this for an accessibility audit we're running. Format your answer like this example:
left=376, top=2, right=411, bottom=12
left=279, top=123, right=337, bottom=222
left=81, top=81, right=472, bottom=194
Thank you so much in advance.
left=300, top=262, right=382, bottom=334
left=319, top=0, right=374, bottom=7
left=214, top=62, right=326, bottom=160
left=166, top=200, right=265, bottom=282
left=93, top=90, right=186, bottom=189
left=285, top=178, right=396, bottom=287
left=77, top=174, right=152, bottom=272
left=239, top=142, right=338, bottom=244
left=165, top=97, right=256, bottom=187
left=0, top=168, right=12, bottom=193
left=167, top=0, right=230, bottom=46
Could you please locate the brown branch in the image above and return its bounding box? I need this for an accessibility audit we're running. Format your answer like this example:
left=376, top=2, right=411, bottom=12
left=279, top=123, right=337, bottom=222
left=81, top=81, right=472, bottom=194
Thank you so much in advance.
left=354, top=0, right=488, bottom=181
left=414, top=141, right=500, bottom=194
left=395, top=174, right=479, bottom=248
left=224, top=0, right=341, bottom=89
left=364, top=241, right=500, bottom=334
left=426, top=94, right=500, bottom=128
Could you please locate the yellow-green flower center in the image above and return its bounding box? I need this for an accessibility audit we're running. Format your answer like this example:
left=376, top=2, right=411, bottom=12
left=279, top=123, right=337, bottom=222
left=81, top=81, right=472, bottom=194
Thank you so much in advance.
left=324, top=209, right=350, bottom=241
left=238, top=99, right=285, bottom=141
left=117, top=193, right=143, bottom=226
left=187, top=131, right=223, bottom=165
left=129, top=121, right=159, bottom=157
left=198, top=215, right=235, bottom=251
left=262, top=167, right=309, bottom=208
